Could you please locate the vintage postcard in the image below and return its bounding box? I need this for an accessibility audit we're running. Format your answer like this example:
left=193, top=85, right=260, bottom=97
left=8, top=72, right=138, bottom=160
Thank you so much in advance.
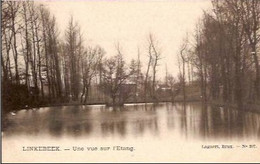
left=1, top=0, right=260, bottom=163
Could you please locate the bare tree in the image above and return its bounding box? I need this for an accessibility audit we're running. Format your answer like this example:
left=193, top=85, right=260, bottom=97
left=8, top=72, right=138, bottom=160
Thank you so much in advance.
left=150, top=34, right=162, bottom=101
left=241, top=0, right=260, bottom=100
left=129, top=48, right=142, bottom=102
left=144, top=39, right=153, bottom=102
left=144, top=34, right=161, bottom=102
left=8, top=1, right=21, bottom=84
left=65, top=16, right=82, bottom=101
left=80, top=46, right=104, bottom=103
left=178, top=37, right=188, bottom=103
left=101, top=44, right=134, bottom=106
left=40, top=5, right=52, bottom=100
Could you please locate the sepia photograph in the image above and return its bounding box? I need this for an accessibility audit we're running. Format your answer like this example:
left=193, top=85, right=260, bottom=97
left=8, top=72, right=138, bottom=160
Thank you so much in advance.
left=1, top=0, right=260, bottom=163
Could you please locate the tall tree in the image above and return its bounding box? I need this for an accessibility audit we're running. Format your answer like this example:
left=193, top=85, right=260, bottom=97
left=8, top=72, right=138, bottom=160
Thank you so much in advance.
left=80, top=46, right=104, bottom=103
left=65, top=16, right=82, bottom=101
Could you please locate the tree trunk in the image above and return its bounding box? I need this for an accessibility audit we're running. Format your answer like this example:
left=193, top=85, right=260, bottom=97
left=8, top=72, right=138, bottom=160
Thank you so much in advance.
left=11, top=4, right=19, bottom=85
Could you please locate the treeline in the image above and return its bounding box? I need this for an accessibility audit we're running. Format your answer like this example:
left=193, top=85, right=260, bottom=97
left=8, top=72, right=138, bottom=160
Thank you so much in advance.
left=2, top=1, right=65, bottom=111
left=178, top=0, right=260, bottom=109
left=2, top=1, right=179, bottom=112
left=4, top=0, right=257, bottom=112
left=1, top=1, right=107, bottom=111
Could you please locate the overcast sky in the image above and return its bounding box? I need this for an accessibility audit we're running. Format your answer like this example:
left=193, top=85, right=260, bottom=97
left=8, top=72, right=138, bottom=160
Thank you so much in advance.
left=42, top=0, right=212, bottom=79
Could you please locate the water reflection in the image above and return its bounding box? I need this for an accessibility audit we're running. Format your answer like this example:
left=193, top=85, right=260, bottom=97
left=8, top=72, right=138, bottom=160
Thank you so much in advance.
left=2, top=103, right=260, bottom=140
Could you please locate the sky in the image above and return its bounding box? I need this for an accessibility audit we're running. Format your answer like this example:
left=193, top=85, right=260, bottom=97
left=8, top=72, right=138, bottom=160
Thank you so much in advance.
left=42, top=0, right=212, bottom=79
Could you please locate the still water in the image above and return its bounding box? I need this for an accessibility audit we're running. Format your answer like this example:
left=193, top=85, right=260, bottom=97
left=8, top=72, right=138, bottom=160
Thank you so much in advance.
left=2, top=102, right=260, bottom=162
left=3, top=102, right=260, bottom=140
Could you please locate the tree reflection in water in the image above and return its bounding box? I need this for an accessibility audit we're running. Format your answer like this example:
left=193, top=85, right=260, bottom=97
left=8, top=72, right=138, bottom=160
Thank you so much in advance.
left=2, top=103, right=260, bottom=141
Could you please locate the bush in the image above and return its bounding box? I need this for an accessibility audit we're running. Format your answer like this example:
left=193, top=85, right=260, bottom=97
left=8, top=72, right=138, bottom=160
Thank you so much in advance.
left=2, top=83, right=30, bottom=114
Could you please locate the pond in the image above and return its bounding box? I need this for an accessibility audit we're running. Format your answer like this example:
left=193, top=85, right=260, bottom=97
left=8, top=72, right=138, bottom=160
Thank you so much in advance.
left=2, top=102, right=260, bottom=162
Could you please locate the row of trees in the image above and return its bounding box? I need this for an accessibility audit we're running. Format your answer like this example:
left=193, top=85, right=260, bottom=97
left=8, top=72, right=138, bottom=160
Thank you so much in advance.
left=1, top=1, right=106, bottom=111
left=2, top=1, right=63, bottom=110
left=178, top=0, right=260, bottom=109
left=2, top=1, right=179, bottom=112
left=3, top=0, right=259, bottom=112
